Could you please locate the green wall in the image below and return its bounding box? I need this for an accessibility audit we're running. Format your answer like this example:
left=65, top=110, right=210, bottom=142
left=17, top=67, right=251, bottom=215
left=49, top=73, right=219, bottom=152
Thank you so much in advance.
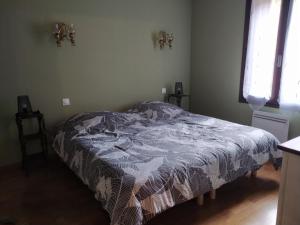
left=4, top=0, right=299, bottom=167
left=0, top=0, right=192, bottom=166
left=191, top=0, right=300, bottom=140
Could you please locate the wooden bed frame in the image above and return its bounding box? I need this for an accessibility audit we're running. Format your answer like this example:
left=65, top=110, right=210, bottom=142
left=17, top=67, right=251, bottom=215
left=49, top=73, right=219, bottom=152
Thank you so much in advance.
left=196, top=170, right=257, bottom=206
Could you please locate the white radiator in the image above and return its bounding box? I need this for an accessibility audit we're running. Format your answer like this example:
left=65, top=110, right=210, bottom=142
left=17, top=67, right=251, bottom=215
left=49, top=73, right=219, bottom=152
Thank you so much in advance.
left=252, top=111, right=289, bottom=143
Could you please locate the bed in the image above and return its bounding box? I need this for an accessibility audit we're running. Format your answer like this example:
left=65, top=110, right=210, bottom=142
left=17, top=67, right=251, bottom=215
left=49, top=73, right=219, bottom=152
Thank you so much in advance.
left=52, top=101, right=281, bottom=225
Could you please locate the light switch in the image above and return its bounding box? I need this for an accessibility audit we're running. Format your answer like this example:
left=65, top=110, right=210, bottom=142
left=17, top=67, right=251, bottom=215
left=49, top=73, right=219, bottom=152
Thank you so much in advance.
left=162, top=88, right=167, bottom=94
left=62, top=98, right=71, bottom=106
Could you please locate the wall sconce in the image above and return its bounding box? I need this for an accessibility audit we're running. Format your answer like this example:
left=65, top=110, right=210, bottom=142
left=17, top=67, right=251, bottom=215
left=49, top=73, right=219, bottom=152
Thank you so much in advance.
left=53, top=23, right=76, bottom=47
left=158, top=31, right=174, bottom=49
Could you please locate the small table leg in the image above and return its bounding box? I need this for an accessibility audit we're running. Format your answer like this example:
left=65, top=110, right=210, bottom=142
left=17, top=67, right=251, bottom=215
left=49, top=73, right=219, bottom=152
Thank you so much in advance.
left=176, top=96, right=182, bottom=107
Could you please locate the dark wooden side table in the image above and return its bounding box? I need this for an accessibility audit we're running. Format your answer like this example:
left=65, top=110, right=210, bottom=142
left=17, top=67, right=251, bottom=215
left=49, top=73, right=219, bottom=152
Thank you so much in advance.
left=15, top=111, right=48, bottom=173
left=167, top=94, right=190, bottom=107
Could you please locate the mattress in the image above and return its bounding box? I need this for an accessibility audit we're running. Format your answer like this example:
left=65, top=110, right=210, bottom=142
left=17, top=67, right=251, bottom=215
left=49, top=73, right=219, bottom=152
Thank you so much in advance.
left=52, top=101, right=281, bottom=225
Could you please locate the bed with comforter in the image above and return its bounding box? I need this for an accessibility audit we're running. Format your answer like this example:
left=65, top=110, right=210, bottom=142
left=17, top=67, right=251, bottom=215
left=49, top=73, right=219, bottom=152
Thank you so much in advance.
left=52, top=101, right=281, bottom=225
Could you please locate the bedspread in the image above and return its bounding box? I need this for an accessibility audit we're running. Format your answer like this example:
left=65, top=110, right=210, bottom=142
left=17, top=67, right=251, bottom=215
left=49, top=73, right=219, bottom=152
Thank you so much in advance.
left=53, top=101, right=281, bottom=225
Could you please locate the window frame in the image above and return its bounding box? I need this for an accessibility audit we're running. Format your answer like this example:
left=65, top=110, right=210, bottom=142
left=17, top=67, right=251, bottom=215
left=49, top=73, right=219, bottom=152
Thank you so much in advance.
left=239, top=0, right=291, bottom=108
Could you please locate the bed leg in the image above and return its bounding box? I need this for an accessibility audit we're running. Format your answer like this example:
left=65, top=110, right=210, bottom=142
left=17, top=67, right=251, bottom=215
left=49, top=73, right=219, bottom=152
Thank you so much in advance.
left=210, top=189, right=216, bottom=200
left=251, top=171, right=257, bottom=178
left=197, top=194, right=204, bottom=206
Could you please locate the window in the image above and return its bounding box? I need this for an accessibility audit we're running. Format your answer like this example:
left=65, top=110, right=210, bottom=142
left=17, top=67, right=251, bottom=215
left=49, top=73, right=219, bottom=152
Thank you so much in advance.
left=240, top=0, right=300, bottom=109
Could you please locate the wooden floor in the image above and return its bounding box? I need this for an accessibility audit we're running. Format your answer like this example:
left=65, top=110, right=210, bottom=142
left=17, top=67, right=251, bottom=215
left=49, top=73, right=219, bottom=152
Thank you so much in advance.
left=0, top=159, right=280, bottom=225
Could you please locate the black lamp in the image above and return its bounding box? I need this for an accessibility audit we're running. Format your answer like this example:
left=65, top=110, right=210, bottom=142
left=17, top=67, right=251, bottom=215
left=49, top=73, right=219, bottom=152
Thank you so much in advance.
left=175, top=82, right=183, bottom=95
left=17, top=95, right=33, bottom=114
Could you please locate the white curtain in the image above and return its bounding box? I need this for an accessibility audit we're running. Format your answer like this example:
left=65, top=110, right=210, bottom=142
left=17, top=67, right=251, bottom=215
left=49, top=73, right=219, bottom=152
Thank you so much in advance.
left=279, top=0, right=300, bottom=110
left=243, top=0, right=282, bottom=110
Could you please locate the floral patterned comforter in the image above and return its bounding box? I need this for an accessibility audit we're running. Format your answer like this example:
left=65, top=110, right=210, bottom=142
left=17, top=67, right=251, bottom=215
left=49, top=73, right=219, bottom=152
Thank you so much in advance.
left=53, top=101, right=281, bottom=225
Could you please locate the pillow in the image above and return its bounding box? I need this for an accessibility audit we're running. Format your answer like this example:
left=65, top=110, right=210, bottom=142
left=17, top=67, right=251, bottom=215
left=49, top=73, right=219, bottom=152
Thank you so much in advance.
left=128, top=101, right=185, bottom=120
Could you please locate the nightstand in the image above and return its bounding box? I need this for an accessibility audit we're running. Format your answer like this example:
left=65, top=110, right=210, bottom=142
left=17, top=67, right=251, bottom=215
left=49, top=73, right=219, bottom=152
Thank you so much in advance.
left=276, top=137, right=300, bottom=225
left=15, top=111, right=48, bottom=173
left=167, top=94, right=190, bottom=107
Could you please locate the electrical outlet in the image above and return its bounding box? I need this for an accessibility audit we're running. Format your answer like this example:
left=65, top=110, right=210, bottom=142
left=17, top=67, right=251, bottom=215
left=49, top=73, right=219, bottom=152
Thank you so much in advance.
left=62, top=98, right=71, bottom=106
left=162, top=88, right=167, bottom=94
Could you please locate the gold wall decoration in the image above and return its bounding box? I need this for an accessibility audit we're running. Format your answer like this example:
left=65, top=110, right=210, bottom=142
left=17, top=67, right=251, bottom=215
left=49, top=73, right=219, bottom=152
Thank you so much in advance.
left=53, top=23, right=76, bottom=47
left=158, top=31, right=174, bottom=49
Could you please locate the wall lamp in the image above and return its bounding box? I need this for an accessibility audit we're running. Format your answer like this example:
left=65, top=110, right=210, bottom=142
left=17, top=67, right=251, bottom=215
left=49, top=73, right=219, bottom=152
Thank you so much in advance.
left=53, top=23, right=76, bottom=47
left=158, top=31, right=174, bottom=49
